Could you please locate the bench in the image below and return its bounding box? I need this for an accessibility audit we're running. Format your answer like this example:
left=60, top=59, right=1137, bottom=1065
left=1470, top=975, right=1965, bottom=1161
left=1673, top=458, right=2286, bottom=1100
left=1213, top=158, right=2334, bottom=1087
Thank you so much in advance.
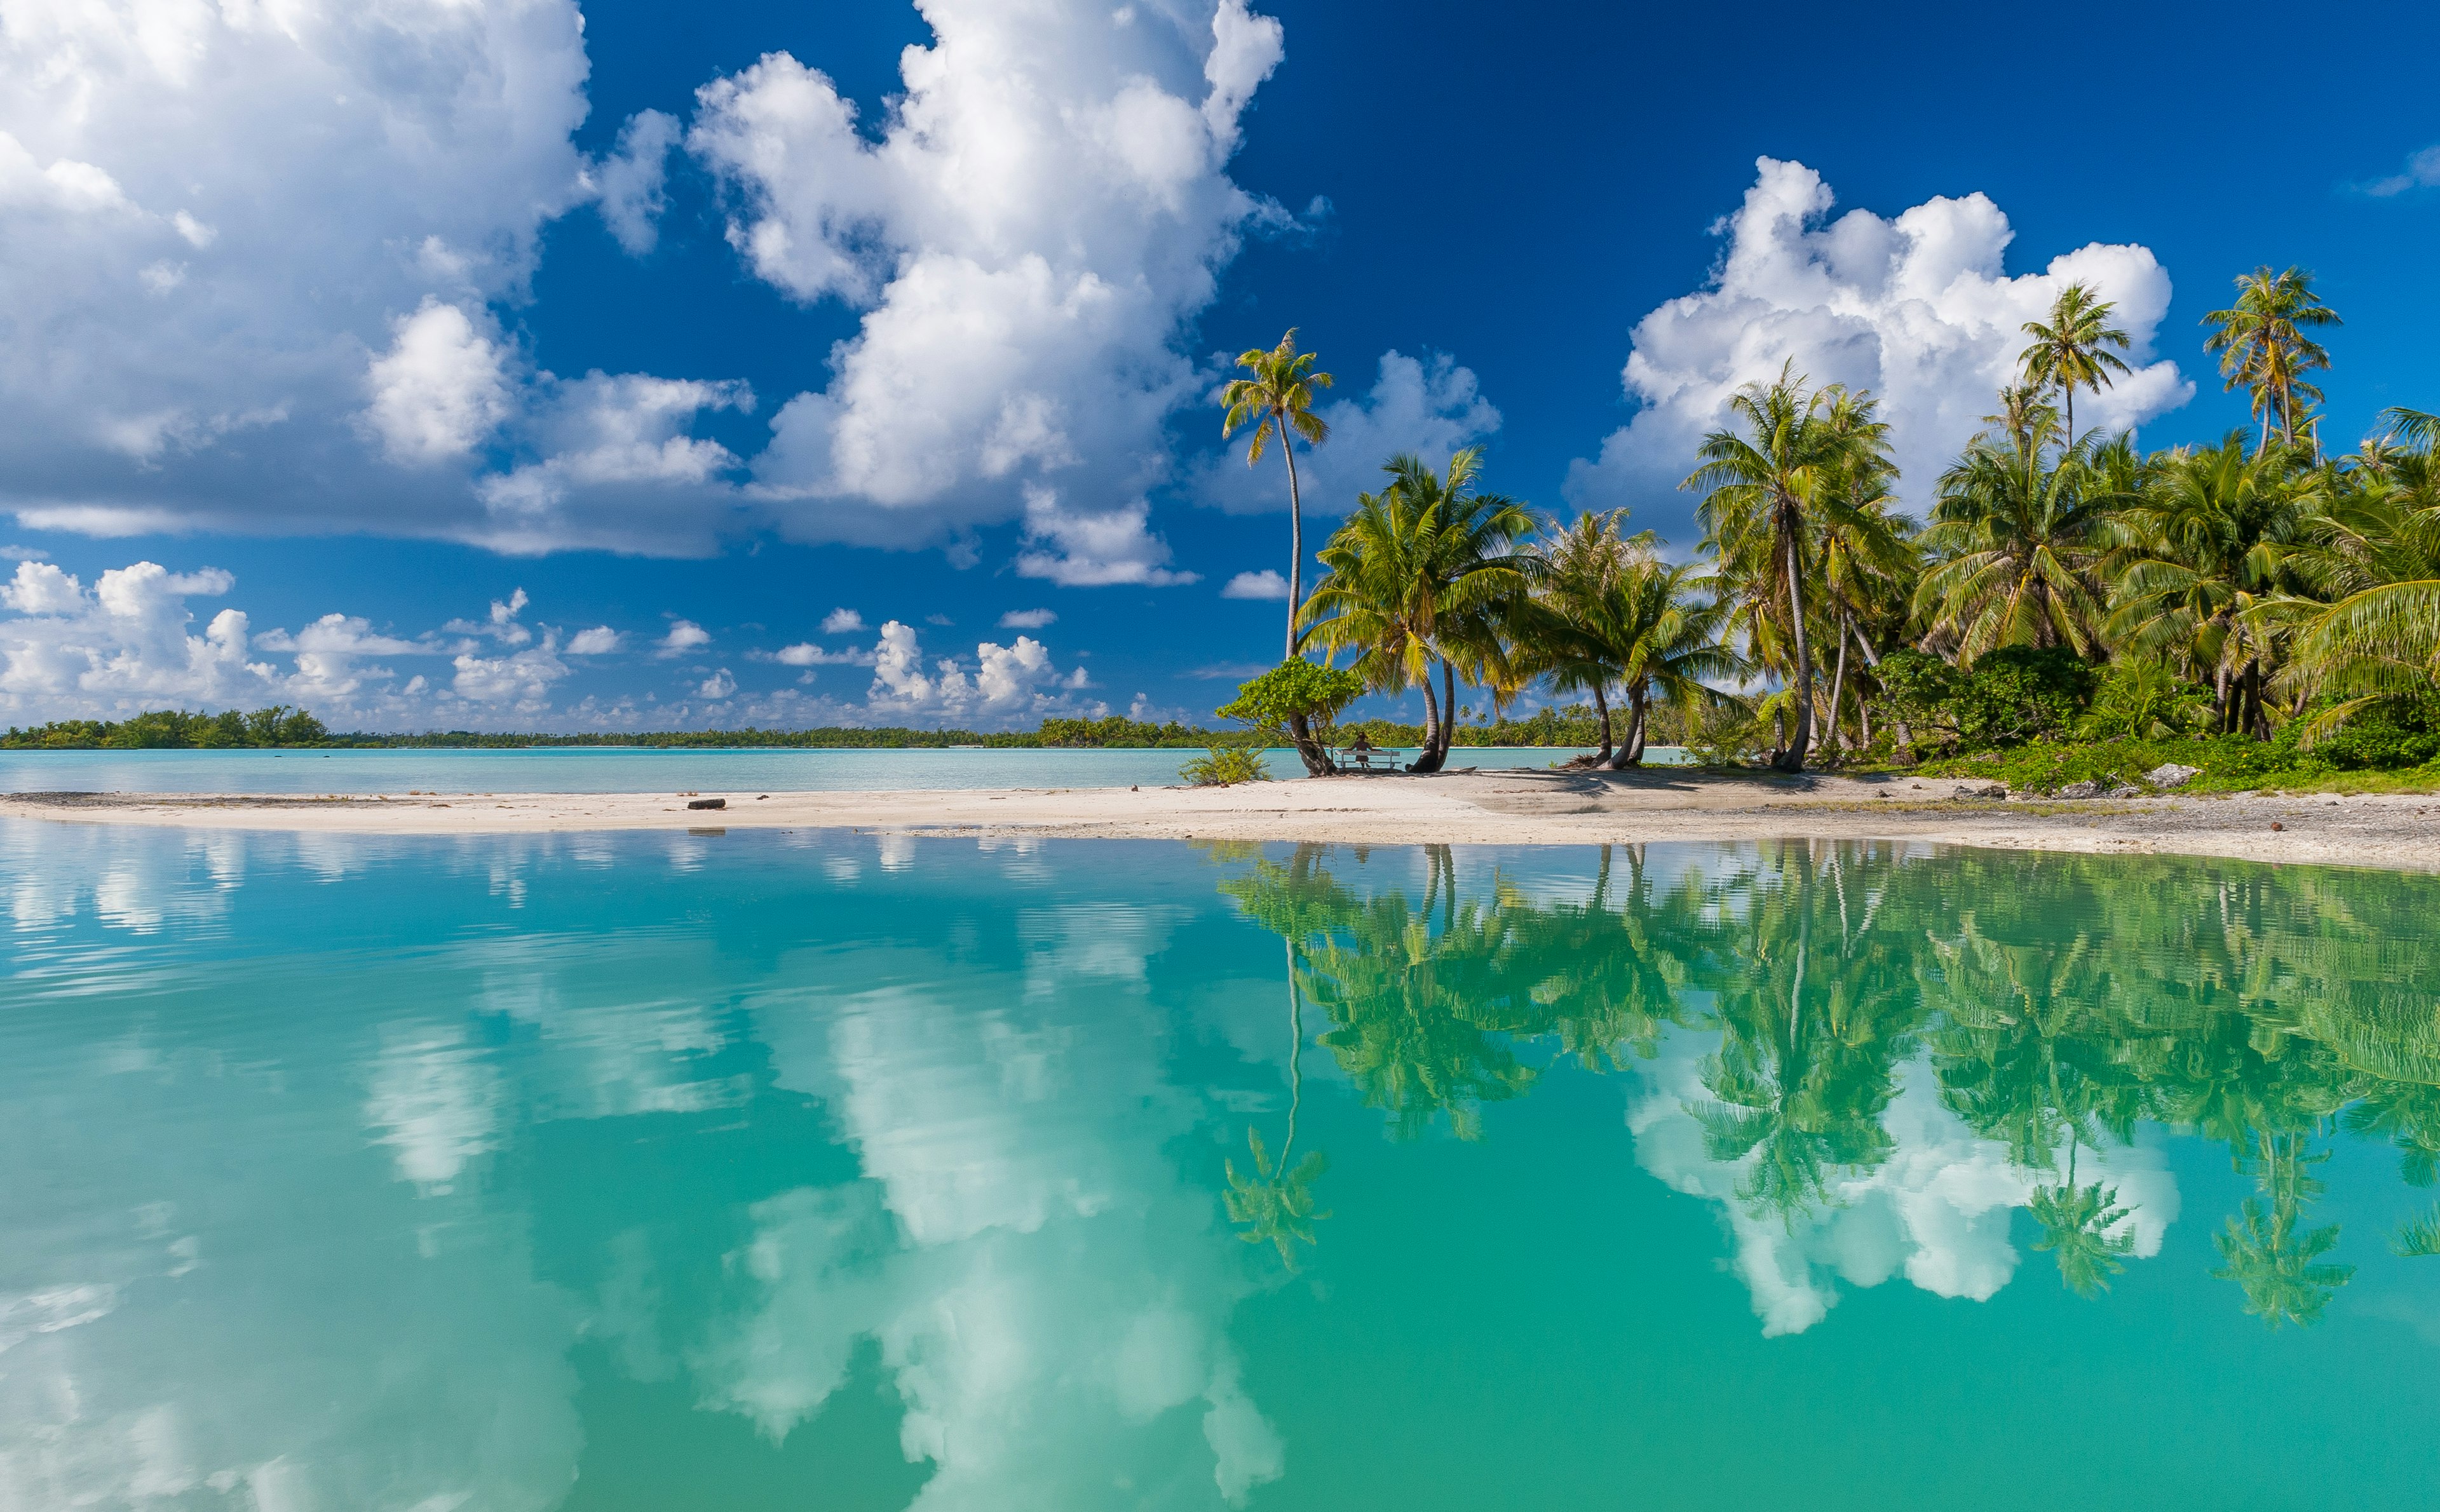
left=1334, top=748, right=1403, bottom=773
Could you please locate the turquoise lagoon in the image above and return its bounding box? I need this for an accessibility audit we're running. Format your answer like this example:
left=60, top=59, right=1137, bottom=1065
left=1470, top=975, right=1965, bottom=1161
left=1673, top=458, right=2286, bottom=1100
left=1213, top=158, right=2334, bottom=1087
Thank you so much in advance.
left=0, top=745, right=1686, bottom=797
left=3, top=821, right=2437, bottom=1508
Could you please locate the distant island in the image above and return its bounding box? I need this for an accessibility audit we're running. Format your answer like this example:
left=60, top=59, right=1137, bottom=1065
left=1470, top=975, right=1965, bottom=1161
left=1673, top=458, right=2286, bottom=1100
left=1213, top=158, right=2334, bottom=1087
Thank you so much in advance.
left=1, top=704, right=1651, bottom=752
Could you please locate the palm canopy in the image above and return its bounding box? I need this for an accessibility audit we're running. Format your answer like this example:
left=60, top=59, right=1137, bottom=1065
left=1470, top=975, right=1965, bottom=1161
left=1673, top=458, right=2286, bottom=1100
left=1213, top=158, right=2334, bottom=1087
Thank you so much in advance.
left=2105, top=431, right=2314, bottom=733
left=2019, top=281, right=2133, bottom=449
left=1684, top=363, right=1893, bottom=770
left=2274, top=442, right=2440, bottom=741
left=1220, top=328, right=1334, bottom=655
left=2202, top=267, right=2341, bottom=456
left=1299, top=447, right=1536, bottom=771
left=1915, top=407, right=2120, bottom=663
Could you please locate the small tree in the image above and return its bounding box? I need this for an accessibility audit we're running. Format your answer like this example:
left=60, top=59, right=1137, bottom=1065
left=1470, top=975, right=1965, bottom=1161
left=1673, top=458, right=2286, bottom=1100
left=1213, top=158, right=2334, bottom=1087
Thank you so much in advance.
left=1217, top=660, right=1368, bottom=776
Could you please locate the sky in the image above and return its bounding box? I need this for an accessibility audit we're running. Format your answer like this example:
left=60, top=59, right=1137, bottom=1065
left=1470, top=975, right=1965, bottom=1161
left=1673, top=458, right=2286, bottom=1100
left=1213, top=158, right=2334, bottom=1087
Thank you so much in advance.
left=3, top=0, right=2437, bottom=732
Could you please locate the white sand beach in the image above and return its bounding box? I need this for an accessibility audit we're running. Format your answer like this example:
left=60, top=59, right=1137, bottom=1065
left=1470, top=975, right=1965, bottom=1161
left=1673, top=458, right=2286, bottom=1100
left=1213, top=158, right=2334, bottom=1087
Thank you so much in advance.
left=8, top=767, right=2439, bottom=873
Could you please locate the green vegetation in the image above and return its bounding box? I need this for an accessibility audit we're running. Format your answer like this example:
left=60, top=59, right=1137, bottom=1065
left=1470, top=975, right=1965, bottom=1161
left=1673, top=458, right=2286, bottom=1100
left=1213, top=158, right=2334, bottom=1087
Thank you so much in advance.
left=1214, top=839, right=2432, bottom=1327
left=1179, top=746, right=1270, bottom=786
left=1211, top=270, right=2440, bottom=786
left=3, top=705, right=328, bottom=749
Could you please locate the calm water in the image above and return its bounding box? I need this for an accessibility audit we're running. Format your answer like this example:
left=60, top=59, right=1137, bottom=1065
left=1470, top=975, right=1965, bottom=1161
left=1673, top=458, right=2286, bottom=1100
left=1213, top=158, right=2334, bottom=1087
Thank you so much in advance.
left=0, top=745, right=1684, bottom=795
left=4, top=823, right=2436, bottom=1509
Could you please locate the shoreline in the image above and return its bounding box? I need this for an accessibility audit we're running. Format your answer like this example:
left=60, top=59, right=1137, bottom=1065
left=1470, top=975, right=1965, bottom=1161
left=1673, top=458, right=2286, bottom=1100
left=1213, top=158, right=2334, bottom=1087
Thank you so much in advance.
left=8, top=768, right=2440, bottom=873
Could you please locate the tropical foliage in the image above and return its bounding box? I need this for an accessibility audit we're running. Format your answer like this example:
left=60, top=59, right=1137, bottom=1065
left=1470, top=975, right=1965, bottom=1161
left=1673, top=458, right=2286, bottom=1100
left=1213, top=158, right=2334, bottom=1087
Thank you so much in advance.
left=1215, top=267, right=2440, bottom=783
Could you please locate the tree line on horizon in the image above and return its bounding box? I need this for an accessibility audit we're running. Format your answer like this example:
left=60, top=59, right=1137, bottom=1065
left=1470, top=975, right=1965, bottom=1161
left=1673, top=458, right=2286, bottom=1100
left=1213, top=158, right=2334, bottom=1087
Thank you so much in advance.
left=1217, top=267, right=2440, bottom=780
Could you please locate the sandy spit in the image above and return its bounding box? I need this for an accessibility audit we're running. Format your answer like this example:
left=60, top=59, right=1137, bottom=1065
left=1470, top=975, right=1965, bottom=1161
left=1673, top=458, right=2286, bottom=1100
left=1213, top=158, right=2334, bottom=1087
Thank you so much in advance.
left=8, top=767, right=2440, bottom=873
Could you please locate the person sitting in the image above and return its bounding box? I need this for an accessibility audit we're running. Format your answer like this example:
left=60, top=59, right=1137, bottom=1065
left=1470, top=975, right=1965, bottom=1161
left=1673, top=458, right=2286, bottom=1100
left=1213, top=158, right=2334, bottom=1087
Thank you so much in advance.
left=1348, top=732, right=1374, bottom=755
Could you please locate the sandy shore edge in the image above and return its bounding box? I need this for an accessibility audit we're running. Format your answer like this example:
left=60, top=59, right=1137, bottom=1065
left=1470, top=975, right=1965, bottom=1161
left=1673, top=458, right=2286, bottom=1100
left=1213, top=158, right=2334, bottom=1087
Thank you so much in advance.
left=8, top=768, right=2440, bottom=874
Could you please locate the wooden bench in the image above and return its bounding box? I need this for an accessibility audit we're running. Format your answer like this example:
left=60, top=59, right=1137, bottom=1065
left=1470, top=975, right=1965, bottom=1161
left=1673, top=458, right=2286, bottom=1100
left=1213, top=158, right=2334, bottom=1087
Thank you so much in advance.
left=1334, top=748, right=1403, bottom=773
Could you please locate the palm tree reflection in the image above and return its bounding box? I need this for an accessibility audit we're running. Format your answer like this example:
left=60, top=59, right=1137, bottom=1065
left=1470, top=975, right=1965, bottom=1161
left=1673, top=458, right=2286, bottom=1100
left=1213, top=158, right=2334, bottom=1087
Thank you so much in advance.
left=1212, top=841, right=2439, bottom=1328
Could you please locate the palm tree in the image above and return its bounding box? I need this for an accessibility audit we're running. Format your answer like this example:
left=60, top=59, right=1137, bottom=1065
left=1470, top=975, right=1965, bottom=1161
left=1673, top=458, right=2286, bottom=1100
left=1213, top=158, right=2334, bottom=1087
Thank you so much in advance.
left=1299, top=449, right=1536, bottom=773
left=1221, top=330, right=1334, bottom=655
left=1515, top=510, right=1640, bottom=762
left=1601, top=554, right=1740, bottom=767
left=2019, top=282, right=2134, bottom=452
left=2202, top=267, right=2342, bottom=456
left=1915, top=407, right=2117, bottom=662
left=1686, top=364, right=1889, bottom=770
left=2273, top=410, right=2440, bottom=741
left=2106, top=432, right=2314, bottom=736
left=1810, top=388, right=1913, bottom=759
left=2030, top=1180, right=2138, bottom=1297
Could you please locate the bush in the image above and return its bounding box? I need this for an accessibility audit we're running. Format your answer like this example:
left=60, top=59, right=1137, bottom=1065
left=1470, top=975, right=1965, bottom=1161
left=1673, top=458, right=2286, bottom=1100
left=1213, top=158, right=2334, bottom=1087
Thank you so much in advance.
left=2312, top=692, right=2440, bottom=771
left=1180, top=747, right=1270, bottom=786
left=2080, top=661, right=2207, bottom=741
left=1878, top=645, right=2098, bottom=752
left=1216, top=660, right=1369, bottom=739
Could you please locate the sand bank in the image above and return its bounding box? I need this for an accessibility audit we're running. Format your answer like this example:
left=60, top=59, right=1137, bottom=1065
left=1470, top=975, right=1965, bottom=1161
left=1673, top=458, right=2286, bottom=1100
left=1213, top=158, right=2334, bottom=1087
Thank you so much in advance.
left=8, top=767, right=2440, bottom=873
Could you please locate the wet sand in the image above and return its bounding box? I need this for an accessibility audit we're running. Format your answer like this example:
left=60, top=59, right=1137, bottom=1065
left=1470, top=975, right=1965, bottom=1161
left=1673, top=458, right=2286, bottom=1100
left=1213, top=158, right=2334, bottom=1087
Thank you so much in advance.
left=8, top=767, right=2440, bottom=872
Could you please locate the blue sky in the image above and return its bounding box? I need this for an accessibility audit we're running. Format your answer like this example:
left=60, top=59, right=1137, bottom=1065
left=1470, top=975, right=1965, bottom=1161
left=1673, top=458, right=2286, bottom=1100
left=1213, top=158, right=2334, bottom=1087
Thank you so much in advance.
left=3, top=0, right=2437, bottom=732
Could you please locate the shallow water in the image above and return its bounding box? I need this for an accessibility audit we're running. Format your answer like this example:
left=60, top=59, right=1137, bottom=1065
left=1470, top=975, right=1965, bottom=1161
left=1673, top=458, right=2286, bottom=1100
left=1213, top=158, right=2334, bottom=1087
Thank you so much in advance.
left=0, top=745, right=1685, bottom=795
left=3, top=823, right=2435, bottom=1509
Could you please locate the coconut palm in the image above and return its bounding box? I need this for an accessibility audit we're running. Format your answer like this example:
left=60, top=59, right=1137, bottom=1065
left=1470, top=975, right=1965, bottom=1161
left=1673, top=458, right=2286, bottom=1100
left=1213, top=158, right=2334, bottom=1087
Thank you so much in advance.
left=1299, top=449, right=1536, bottom=773
left=1221, top=329, right=1334, bottom=655
left=1515, top=510, right=1641, bottom=761
left=1915, top=407, right=2118, bottom=662
left=2106, top=431, right=2314, bottom=736
left=2030, top=1180, right=2138, bottom=1297
left=2274, top=414, right=2440, bottom=741
left=1810, top=388, right=1915, bottom=758
left=2202, top=267, right=2342, bottom=456
left=1686, top=365, right=1890, bottom=769
left=2019, top=282, right=2134, bottom=451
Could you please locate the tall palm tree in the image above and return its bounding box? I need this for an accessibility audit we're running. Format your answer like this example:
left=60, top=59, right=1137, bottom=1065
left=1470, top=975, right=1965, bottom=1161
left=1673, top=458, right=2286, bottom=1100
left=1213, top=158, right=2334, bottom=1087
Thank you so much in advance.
left=1810, top=388, right=1913, bottom=759
left=2202, top=267, right=2342, bottom=457
left=1915, top=406, right=2118, bottom=662
left=2019, top=281, right=2133, bottom=452
left=1221, top=330, right=1334, bottom=656
left=1300, top=449, right=1536, bottom=773
left=2106, top=432, right=2313, bottom=735
left=1686, top=364, right=1888, bottom=770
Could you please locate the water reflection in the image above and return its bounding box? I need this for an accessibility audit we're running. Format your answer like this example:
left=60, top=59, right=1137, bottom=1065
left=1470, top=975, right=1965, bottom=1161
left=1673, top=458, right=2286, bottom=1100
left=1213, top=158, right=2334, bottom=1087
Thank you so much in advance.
left=1215, top=840, right=2439, bottom=1332
left=3, top=821, right=2437, bottom=1508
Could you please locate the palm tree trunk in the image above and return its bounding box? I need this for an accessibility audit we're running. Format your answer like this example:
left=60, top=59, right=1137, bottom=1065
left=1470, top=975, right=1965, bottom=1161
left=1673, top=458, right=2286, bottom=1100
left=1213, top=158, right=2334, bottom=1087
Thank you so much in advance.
left=1847, top=623, right=1906, bottom=760
left=1610, top=683, right=1648, bottom=769
left=1824, top=620, right=1850, bottom=766
left=1411, top=659, right=1458, bottom=771
left=1282, top=936, right=1303, bottom=1163
left=1778, top=524, right=1815, bottom=771
left=2213, top=652, right=2233, bottom=734
left=1589, top=684, right=1613, bottom=764
left=1280, top=415, right=1306, bottom=661
left=1412, top=665, right=1443, bottom=774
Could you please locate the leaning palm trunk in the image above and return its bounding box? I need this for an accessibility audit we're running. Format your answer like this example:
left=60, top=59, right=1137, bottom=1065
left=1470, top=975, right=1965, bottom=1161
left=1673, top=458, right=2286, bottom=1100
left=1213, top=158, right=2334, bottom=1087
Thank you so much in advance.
left=1822, top=623, right=1851, bottom=766
left=1610, top=683, right=1650, bottom=768
left=1777, top=529, right=1815, bottom=771
left=1847, top=624, right=1908, bottom=760
left=1409, top=660, right=1456, bottom=774
left=1408, top=668, right=1444, bottom=774
left=1587, top=685, right=1614, bottom=765
left=1281, top=431, right=1306, bottom=660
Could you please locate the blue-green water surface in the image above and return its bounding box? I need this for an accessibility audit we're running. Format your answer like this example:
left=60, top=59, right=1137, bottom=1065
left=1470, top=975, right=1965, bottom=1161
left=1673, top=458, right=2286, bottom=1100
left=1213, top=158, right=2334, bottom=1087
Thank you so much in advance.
left=0, top=745, right=1687, bottom=795
left=3, top=822, right=2435, bottom=1508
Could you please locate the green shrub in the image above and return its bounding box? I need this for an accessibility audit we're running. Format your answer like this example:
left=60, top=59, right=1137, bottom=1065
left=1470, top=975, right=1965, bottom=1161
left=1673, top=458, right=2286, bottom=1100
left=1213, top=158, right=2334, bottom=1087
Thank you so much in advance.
left=1216, top=661, right=1368, bottom=743
left=2312, top=692, right=2440, bottom=771
left=2081, top=661, right=2206, bottom=740
left=1180, top=747, right=1270, bottom=786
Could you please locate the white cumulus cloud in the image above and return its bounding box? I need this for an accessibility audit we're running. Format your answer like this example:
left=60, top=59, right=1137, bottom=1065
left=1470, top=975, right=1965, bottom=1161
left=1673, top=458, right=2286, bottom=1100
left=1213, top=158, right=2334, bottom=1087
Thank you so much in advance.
left=1013, top=488, right=1198, bottom=587
left=820, top=607, right=865, bottom=634
left=1219, top=569, right=1287, bottom=600
left=1566, top=158, right=2193, bottom=531
left=656, top=620, right=712, bottom=657
left=691, top=0, right=1287, bottom=555
left=998, top=608, right=1056, bottom=630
